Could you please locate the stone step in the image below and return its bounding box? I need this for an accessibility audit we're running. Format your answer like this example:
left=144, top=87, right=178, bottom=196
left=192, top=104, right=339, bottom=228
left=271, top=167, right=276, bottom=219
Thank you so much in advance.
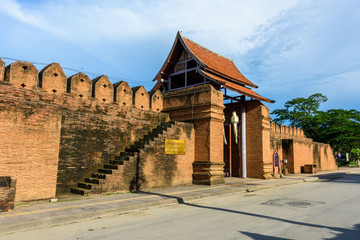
left=91, top=173, right=106, bottom=179
left=109, top=160, right=124, bottom=165
left=114, top=156, right=129, bottom=161
left=70, top=188, right=90, bottom=196
left=130, top=141, right=148, bottom=149
left=85, top=178, right=100, bottom=184
left=104, top=164, right=118, bottom=170
left=120, top=152, right=135, bottom=157
left=125, top=148, right=140, bottom=153
left=70, top=121, right=176, bottom=196
left=98, top=169, right=112, bottom=174
left=142, top=136, right=154, bottom=142
left=78, top=182, right=94, bottom=190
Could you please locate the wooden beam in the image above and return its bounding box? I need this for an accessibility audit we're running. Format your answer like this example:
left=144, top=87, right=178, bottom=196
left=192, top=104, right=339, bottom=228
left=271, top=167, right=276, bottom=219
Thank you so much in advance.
left=224, top=95, right=241, bottom=102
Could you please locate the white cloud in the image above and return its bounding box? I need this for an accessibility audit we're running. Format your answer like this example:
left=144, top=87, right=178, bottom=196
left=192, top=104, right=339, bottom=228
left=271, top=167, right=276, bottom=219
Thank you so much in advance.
left=1, top=0, right=358, bottom=111
left=0, top=0, right=299, bottom=49
left=235, top=0, right=360, bottom=111
left=0, top=0, right=42, bottom=26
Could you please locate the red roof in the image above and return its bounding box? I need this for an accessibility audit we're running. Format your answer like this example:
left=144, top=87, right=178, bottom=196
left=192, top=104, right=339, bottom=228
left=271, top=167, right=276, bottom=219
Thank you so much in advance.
left=198, top=70, right=274, bottom=103
left=181, top=35, right=257, bottom=88
left=152, top=32, right=274, bottom=103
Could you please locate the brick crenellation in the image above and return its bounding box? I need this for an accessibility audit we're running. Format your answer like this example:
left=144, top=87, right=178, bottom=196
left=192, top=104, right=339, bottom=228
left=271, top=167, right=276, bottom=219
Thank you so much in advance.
left=270, top=121, right=305, bottom=138
left=0, top=59, right=163, bottom=112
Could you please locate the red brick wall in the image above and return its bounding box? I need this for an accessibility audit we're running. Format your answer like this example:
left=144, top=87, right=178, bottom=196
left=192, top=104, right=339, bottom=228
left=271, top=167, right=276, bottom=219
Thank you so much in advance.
left=137, top=122, right=194, bottom=189
left=84, top=122, right=195, bottom=192
left=270, top=123, right=337, bottom=174
left=0, top=60, right=169, bottom=201
left=0, top=82, right=170, bottom=198
left=57, top=102, right=169, bottom=194
left=0, top=86, right=61, bottom=201
left=315, top=143, right=337, bottom=171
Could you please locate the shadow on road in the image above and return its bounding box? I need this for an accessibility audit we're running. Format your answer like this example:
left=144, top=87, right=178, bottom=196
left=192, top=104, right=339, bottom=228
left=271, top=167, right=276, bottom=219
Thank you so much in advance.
left=317, top=173, right=360, bottom=184
left=239, top=231, right=291, bottom=240
left=135, top=191, right=360, bottom=240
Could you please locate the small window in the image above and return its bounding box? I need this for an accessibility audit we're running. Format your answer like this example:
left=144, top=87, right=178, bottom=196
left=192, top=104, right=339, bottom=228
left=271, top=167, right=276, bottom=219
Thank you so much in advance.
left=171, top=73, right=185, bottom=89
left=179, top=50, right=186, bottom=61
left=187, top=60, right=197, bottom=69
left=175, top=63, right=185, bottom=72
left=187, top=70, right=204, bottom=86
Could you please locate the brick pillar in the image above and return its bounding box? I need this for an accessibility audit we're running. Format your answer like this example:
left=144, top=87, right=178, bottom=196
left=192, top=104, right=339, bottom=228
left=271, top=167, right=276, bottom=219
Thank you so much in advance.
left=162, top=84, right=225, bottom=185
left=224, top=100, right=272, bottom=179
left=245, top=100, right=272, bottom=179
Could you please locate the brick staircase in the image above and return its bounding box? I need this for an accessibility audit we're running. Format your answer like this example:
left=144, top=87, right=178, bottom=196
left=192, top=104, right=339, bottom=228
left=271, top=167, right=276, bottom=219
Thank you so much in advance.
left=70, top=121, right=175, bottom=195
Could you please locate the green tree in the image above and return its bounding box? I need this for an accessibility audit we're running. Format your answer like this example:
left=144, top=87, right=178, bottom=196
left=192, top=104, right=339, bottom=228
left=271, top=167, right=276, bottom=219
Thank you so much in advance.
left=351, top=148, right=360, bottom=161
left=271, top=93, right=360, bottom=152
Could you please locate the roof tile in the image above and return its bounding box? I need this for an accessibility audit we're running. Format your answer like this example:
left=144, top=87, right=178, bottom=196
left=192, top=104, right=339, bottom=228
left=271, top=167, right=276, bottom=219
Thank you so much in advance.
left=181, top=35, right=257, bottom=88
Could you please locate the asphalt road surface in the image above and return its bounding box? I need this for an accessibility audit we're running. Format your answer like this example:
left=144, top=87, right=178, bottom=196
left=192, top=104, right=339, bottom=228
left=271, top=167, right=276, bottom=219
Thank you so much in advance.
left=2, top=172, right=360, bottom=240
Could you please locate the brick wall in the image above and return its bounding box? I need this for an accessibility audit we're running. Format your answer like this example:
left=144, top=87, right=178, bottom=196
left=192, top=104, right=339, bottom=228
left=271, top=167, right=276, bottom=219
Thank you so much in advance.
left=315, top=143, right=337, bottom=171
left=0, top=60, right=168, bottom=201
left=0, top=86, right=61, bottom=201
left=57, top=102, right=168, bottom=194
left=140, top=122, right=194, bottom=189
left=270, top=123, right=337, bottom=174
left=81, top=122, right=195, bottom=192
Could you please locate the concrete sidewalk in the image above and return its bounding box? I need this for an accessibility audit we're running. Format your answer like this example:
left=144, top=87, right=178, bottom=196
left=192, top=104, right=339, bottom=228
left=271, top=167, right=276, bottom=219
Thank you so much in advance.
left=0, top=168, right=358, bottom=235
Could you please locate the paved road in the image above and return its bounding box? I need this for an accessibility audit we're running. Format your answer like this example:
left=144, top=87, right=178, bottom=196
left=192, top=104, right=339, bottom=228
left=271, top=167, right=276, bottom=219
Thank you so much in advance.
left=2, top=172, right=360, bottom=240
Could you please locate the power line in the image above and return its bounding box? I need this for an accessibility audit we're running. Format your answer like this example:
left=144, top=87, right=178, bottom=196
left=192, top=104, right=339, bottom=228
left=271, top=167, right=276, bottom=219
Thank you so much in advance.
left=0, top=56, right=155, bottom=87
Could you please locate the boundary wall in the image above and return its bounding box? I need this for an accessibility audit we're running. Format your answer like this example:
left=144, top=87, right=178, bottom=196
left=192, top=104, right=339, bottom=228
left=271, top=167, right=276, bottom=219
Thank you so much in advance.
left=0, top=59, right=179, bottom=202
left=270, top=121, right=337, bottom=174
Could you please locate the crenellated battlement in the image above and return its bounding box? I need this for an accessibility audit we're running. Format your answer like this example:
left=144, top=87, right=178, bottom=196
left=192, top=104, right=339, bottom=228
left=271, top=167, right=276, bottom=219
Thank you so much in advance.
left=132, top=86, right=150, bottom=111
left=270, top=121, right=305, bottom=138
left=0, top=59, right=163, bottom=112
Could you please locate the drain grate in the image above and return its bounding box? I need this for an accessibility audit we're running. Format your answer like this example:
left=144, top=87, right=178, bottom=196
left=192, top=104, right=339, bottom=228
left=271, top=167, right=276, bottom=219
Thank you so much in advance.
left=285, top=201, right=312, bottom=208
left=262, top=198, right=325, bottom=209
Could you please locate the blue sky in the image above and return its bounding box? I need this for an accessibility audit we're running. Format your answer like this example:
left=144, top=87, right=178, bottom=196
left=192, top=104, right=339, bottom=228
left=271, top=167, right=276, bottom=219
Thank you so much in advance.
left=0, top=0, right=359, bottom=114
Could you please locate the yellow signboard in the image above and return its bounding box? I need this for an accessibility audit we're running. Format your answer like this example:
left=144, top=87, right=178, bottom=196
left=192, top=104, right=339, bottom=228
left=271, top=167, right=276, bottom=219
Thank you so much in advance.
left=165, top=139, right=186, bottom=155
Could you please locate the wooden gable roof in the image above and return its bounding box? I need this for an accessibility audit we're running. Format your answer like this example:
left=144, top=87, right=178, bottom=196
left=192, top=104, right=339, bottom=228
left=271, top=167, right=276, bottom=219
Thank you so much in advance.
left=152, top=32, right=274, bottom=103
left=181, top=35, right=258, bottom=88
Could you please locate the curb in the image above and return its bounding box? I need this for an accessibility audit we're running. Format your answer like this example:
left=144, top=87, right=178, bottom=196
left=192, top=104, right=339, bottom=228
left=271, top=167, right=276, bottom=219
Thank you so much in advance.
left=303, top=177, right=320, bottom=182
left=0, top=198, right=179, bottom=235
left=0, top=177, right=323, bottom=235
